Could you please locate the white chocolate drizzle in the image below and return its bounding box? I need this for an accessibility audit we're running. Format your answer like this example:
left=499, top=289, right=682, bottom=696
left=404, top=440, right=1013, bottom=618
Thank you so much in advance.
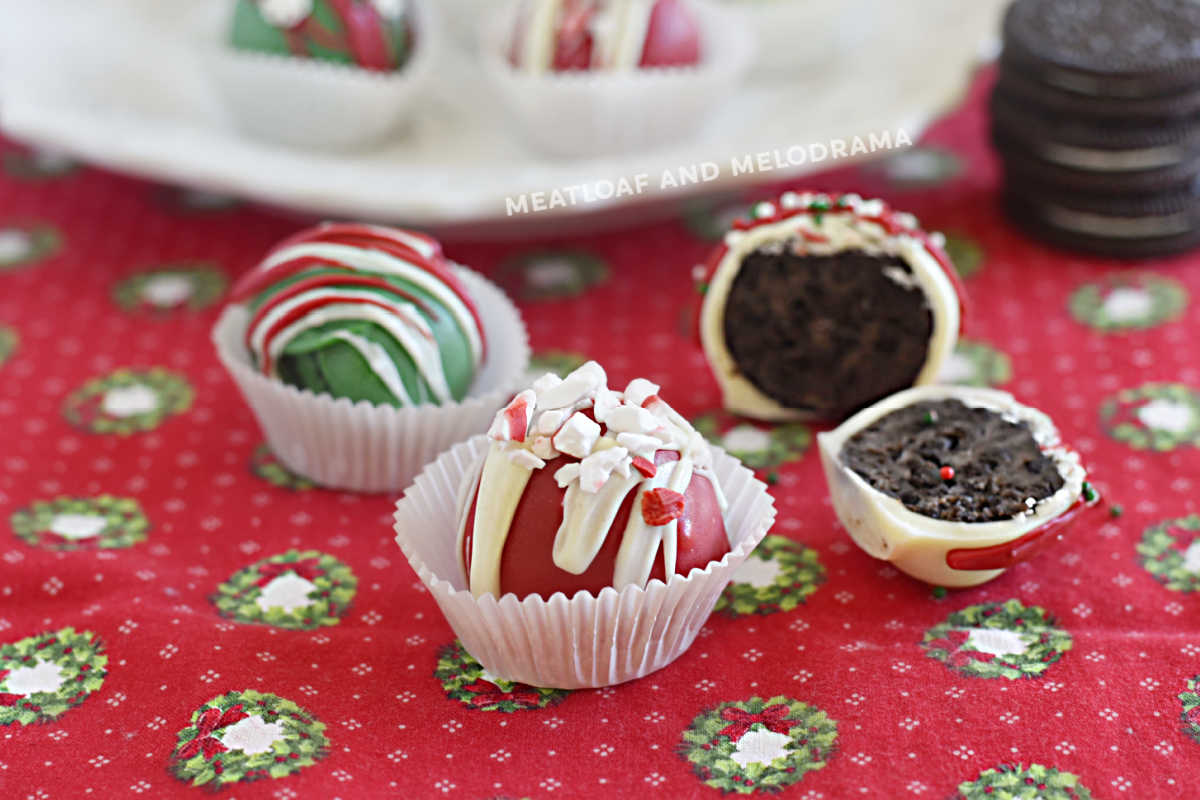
left=458, top=361, right=728, bottom=598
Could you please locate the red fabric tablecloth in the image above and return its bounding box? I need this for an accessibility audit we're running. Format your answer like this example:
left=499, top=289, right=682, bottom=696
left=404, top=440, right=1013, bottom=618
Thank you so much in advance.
left=2, top=71, right=1199, bottom=799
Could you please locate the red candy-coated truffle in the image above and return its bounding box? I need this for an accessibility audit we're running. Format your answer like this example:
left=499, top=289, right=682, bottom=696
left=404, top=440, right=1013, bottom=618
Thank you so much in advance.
left=456, top=362, right=729, bottom=600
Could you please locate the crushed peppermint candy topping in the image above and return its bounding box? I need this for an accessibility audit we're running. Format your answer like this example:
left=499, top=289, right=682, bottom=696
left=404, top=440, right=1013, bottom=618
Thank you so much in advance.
left=486, top=361, right=709, bottom=492
left=642, top=488, right=686, bottom=526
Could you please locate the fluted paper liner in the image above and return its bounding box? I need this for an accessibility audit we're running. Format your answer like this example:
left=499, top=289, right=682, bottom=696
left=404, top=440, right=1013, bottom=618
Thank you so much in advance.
left=204, top=4, right=440, bottom=151
left=393, top=435, right=776, bottom=689
left=212, top=268, right=529, bottom=493
left=481, top=0, right=753, bottom=158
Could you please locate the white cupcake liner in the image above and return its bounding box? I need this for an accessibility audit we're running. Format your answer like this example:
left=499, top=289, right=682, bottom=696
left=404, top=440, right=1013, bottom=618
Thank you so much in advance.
left=394, top=435, right=776, bottom=689
left=212, top=267, right=530, bottom=493
left=203, top=3, right=440, bottom=151
left=481, top=0, right=754, bottom=158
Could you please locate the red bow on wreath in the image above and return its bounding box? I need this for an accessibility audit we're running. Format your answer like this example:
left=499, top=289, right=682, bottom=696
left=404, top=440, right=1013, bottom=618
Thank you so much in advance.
left=462, top=680, right=542, bottom=708
left=254, top=559, right=322, bottom=588
left=178, top=704, right=249, bottom=760
left=718, top=704, right=794, bottom=740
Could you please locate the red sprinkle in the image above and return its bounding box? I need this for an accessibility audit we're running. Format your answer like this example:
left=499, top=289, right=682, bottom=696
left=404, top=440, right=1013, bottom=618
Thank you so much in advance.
left=641, top=488, right=685, bottom=526
left=940, top=466, right=955, bottom=481
left=631, top=456, right=657, bottom=478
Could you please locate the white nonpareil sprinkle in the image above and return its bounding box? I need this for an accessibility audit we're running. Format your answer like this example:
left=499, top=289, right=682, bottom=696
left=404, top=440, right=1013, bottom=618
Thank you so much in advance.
left=623, top=378, right=660, bottom=407
left=553, top=412, right=601, bottom=459
left=579, top=447, right=630, bottom=493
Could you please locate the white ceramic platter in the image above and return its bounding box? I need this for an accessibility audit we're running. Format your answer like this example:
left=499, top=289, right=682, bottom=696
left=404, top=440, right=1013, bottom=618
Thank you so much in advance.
left=0, top=0, right=1005, bottom=230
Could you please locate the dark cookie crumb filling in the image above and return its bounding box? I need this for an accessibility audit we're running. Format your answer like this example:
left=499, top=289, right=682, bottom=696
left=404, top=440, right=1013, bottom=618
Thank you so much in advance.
left=841, top=399, right=1065, bottom=523
left=722, top=244, right=933, bottom=418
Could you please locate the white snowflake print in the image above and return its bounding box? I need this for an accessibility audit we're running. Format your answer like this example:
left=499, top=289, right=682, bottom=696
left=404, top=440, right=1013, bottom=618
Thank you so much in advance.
left=951, top=745, right=975, bottom=760
left=387, top=750, right=408, bottom=763
left=490, top=749, right=511, bottom=762
left=1112, top=776, right=1132, bottom=792
left=434, top=778, right=456, bottom=794
left=441, top=719, right=463, bottom=733
left=129, top=781, right=152, bottom=794
left=351, top=663, right=373, bottom=676
left=644, top=773, right=666, bottom=787
left=998, top=711, right=1019, bottom=725
left=540, top=777, right=562, bottom=791
left=88, top=755, right=111, bottom=768
left=1055, top=741, right=1076, bottom=755
left=899, top=717, right=920, bottom=730
left=1099, top=708, right=1118, bottom=721
left=1154, top=740, right=1173, bottom=755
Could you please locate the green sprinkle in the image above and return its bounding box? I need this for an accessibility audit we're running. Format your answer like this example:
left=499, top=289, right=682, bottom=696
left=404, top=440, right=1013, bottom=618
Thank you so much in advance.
left=932, top=586, right=947, bottom=599
left=835, top=194, right=850, bottom=208
left=766, top=471, right=780, bottom=485
left=813, top=212, right=824, bottom=226
left=810, top=199, right=831, bottom=211
left=1109, top=504, right=1123, bottom=518
left=696, top=282, right=709, bottom=295
left=1082, top=481, right=1098, bottom=503
left=923, top=410, right=937, bottom=425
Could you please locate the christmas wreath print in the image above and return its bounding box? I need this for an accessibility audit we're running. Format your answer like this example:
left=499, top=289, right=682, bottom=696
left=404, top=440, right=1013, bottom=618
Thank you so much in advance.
left=212, top=550, right=357, bottom=630
left=250, top=444, right=315, bottom=491
left=1180, top=674, right=1200, bottom=744
left=527, top=350, right=589, bottom=381
left=157, top=186, right=242, bottom=214
left=957, top=763, right=1093, bottom=799
left=869, top=146, right=964, bottom=188
left=2, top=148, right=77, bottom=180
left=692, top=413, right=810, bottom=471
left=1069, top=273, right=1188, bottom=332
left=938, top=338, right=1012, bottom=388
left=678, top=695, right=837, bottom=794
left=0, top=324, right=16, bottom=368
left=0, top=628, right=107, bottom=726
left=435, top=640, right=569, bottom=712
left=921, top=600, right=1072, bottom=680
left=715, top=535, right=825, bottom=617
left=942, top=232, right=984, bottom=279
left=0, top=223, right=60, bottom=271
left=62, top=367, right=194, bottom=435
left=1100, top=383, right=1200, bottom=451
left=169, top=689, right=328, bottom=788
left=1136, top=514, right=1200, bottom=593
left=498, top=249, right=609, bottom=301
left=112, top=264, right=228, bottom=313
left=10, top=495, right=149, bottom=551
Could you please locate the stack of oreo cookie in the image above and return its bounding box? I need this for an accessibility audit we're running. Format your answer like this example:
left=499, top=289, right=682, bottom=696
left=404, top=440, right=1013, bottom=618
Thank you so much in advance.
left=991, top=0, right=1200, bottom=258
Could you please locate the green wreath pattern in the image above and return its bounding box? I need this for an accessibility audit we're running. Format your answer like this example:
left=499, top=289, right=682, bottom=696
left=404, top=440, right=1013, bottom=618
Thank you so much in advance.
left=942, top=338, right=1012, bottom=388
left=0, top=325, right=16, bottom=368
left=1136, top=514, right=1200, bottom=593
left=62, top=367, right=194, bottom=435
left=682, top=198, right=750, bottom=241
left=435, top=640, right=569, bottom=712
left=527, top=350, right=590, bottom=380
left=678, top=695, right=837, bottom=794
left=0, top=224, right=61, bottom=271
left=692, top=413, right=810, bottom=471
left=943, top=233, right=984, bottom=279
left=715, top=535, right=825, bottom=616
left=2, top=149, right=77, bottom=180
left=498, top=249, right=609, bottom=301
left=1099, top=383, right=1200, bottom=451
left=1069, top=273, right=1188, bottom=332
left=0, top=628, right=107, bottom=726
left=158, top=186, right=242, bottom=214
left=112, top=264, right=228, bottom=313
left=250, top=445, right=315, bottom=491
left=1180, top=675, right=1200, bottom=744
left=169, top=689, right=328, bottom=788
left=10, top=495, right=149, bottom=551
left=920, top=600, right=1072, bottom=680
left=871, top=147, right=964, bottom=189
left=957, top=763, right=1093, bottom=800
left=212, top=550, right=357, bottom=630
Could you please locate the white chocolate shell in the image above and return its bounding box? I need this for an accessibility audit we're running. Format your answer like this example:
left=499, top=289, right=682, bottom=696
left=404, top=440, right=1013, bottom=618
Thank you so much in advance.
left=817, top=385, right=1087, bottom=587
left=699, top=194, right=961, bottom=421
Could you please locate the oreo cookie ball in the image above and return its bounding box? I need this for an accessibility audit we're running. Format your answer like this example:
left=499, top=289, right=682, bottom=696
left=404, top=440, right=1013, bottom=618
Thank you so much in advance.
left=697, top=192, right=965, bottom=422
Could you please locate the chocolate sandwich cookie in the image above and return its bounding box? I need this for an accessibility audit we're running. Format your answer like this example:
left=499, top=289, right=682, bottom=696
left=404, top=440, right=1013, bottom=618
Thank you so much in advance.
left=1003, top=186, right=1200, bottom=259
left=1002, top=0, right=1200, bottom=100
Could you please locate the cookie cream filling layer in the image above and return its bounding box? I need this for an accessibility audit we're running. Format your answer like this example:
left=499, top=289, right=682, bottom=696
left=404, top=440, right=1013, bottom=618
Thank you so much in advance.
left=817, top=385, right=1087, bottom=587
left=1037, top=142, right=1186, bottom=172
left=1041, top=205, right=1195, bottom=238
left=455, top=361, right=728, bottom=598
left=699, top=193, right=960, bottom=421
